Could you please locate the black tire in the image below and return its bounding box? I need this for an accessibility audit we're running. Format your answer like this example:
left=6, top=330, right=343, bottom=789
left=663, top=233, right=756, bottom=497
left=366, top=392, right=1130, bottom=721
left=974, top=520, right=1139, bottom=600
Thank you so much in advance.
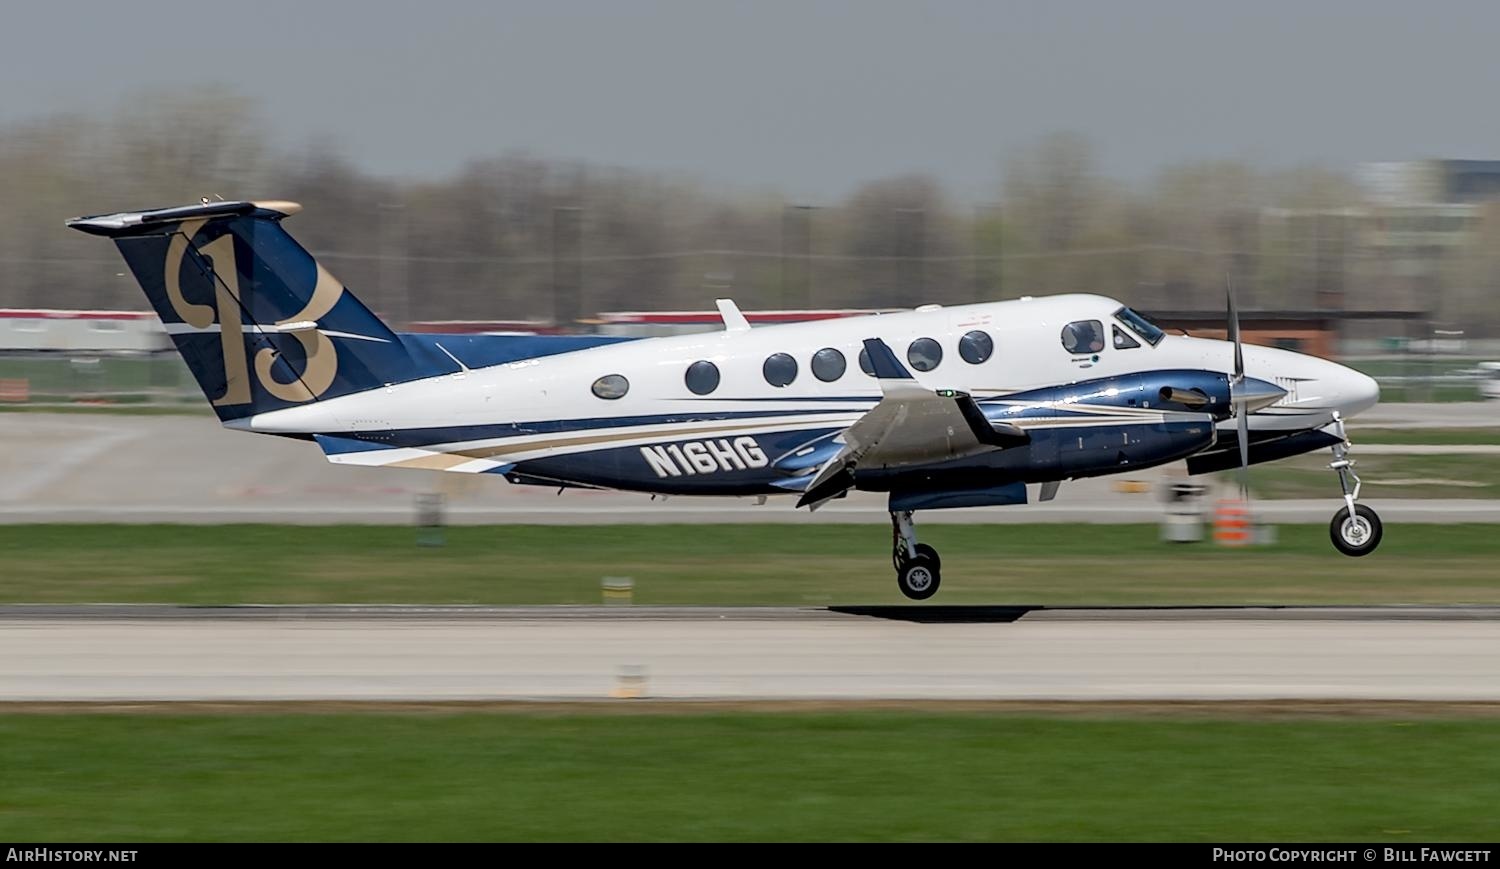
left=914, top=543, right=941, bottom=571
left=897, top=555, right=941, bottom=601
left=1330, top=504, right=1382, bottom=556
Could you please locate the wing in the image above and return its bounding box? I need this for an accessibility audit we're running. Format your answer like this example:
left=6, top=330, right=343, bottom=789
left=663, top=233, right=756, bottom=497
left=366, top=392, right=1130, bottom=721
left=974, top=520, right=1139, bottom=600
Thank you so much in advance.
left=795, top=338, right=1029, bottom=510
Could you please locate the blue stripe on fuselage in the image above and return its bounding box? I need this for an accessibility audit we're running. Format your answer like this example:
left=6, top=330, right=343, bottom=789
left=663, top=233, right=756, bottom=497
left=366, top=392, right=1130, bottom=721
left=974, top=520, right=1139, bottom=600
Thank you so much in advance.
left=313, top=369, right=1231, bottom=457
left=504, top=415, right=1217, bottom=496
left=316, top=408, right=848, bottom=454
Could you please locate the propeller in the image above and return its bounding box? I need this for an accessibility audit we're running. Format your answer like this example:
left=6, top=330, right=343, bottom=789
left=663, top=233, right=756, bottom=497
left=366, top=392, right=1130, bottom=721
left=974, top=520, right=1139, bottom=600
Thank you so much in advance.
left=1226, top=274, right=1250, bottom=504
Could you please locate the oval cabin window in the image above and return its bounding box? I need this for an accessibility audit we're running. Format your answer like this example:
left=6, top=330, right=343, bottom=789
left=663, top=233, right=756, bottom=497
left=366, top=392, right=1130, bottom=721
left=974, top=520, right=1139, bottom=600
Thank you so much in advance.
left=907, top=337, right=943, bottom=372
left=763, top=353, right=799, bottom=387
left=684, top=360, right=720, bottom=395
left=958, top=330, right=993, bottom=364
left=811, top=348, right=846, bottom=382
left=591, top=374, right=630, bottom=400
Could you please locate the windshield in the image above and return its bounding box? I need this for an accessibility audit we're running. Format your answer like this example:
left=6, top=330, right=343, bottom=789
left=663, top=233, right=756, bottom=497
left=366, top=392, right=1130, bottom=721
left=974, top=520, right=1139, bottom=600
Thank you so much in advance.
left=1114, top=306, right=1164, bottom=346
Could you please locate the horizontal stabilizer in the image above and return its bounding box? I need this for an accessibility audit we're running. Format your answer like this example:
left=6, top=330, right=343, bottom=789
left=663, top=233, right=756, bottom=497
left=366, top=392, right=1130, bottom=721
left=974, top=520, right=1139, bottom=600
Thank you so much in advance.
left=312, top=434, right=517, bottom=475
left=66, top=201, right=298, bottom=237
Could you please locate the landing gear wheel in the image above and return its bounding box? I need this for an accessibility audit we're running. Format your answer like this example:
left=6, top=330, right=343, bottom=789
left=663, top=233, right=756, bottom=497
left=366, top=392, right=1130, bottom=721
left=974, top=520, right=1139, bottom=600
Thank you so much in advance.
left=914, top=543, right=941, bottom=571
left=1330, top=504, right=1382, bottom=556
left=897, top=556, right=941, bottom=601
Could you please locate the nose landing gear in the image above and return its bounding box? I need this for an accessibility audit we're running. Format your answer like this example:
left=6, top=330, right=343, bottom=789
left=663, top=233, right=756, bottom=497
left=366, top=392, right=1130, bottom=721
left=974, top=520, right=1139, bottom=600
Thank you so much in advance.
left=1327, top=414, right=1382, bottom=556
left=891, top=510, right=941, bottom=600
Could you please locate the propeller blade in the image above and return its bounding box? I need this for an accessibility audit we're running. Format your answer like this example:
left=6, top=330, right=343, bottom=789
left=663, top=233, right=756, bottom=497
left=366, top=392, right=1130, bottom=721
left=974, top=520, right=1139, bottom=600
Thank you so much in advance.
left=1226, top=273, right=1243, bottom=384
left=1227, top=272, right=1250, bottom=507
left=1237, top=402, right=1250, bottom=503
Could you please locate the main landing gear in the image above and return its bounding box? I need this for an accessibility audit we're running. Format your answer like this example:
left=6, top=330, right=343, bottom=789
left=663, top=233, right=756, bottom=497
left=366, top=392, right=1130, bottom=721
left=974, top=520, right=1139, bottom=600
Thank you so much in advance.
left=1327, top=414, right=1382, bottom=557
left=891, top=510, right=941, bottom=600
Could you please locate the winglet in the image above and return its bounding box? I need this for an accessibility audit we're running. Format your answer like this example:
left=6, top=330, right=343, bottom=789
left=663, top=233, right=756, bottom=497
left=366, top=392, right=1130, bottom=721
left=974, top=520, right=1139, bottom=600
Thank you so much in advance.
left=860, top=338, right=912, bottom=380
left=716, top=299, right=751, bottom=332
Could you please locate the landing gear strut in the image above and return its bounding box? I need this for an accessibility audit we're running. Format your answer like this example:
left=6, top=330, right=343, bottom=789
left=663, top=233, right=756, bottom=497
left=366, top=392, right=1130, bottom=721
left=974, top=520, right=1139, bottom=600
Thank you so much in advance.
left=891, top=510, right=941, bottom=600
left=1327, top=414, right=1382, bottom=556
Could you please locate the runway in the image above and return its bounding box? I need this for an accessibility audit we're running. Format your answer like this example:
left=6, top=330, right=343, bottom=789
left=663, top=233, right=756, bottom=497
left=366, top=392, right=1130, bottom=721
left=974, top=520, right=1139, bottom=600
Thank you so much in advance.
left=5, top=411, right=1499, bottom=524
left=4, top=605, right=1498, bottom=703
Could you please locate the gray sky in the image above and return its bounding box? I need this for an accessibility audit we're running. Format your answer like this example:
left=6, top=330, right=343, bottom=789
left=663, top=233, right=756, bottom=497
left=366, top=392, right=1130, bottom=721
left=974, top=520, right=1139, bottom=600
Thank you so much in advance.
left=6, top=0, right=1499, bottom=201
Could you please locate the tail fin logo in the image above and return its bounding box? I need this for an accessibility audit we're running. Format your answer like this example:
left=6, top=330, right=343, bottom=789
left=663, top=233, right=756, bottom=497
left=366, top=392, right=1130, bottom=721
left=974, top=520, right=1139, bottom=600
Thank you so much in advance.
left=166, top=221, right=343, bottom=406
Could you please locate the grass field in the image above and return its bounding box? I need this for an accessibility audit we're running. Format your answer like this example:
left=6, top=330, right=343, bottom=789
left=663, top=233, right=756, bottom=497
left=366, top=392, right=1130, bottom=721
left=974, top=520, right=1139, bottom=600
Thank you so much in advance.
left=2, top=523, right=1497, bottom=606
left=0, top=710, right=1496, bottom=841
left=1372, top=384, right=1482, bottom=403
left=1236, top=454, right=1500, bottom=500
left=1350, top=428, right=1500, bottom=446
left=0, top=355, right=188, bottom=392
left=1345, top=358, right=1490, bottom=379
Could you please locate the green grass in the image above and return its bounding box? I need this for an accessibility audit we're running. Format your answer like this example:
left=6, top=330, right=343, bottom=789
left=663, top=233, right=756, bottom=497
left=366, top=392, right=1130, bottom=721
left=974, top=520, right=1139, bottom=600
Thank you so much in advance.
left=1345, top=358, right=1489, bottom=379
left=1369, top=384, right=1481, bottom=403
left=2, top=524, right=1499, bottom=606
left=0, top=355, right=189, bottom=391
left=1238, top=454, right=1500, bottom=501
left=0, top=711, right=1496, bottom=841
left=1350, top=428, right=1500, bottom=446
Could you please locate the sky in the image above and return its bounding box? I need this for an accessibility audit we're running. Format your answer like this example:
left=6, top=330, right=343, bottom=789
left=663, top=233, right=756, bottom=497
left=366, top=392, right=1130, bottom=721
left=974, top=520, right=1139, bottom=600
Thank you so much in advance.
left=5, top=0, right=1499, bottom=201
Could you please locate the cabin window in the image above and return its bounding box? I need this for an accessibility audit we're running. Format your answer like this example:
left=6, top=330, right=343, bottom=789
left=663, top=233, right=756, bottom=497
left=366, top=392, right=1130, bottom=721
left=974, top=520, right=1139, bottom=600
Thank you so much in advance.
left=958, top=330, right=993, bottom=364
left=591, top=374, right=630, bottom=400
left=684, top=360, right=720, bottom=395
left=907, top=337, right=943, bottom=372
left=763, top=352, right=798, bottom=387
left=1112, top=325, right=1141, bottom=350
left=811, top=347, right=846, bottom=382
left=857, top=347, right=875, bottom=376
left=1061, top=320, right=1105, bottom=354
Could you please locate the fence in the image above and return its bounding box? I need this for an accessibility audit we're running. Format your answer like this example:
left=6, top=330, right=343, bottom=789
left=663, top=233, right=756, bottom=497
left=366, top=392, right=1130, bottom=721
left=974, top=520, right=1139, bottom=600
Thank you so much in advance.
left=0, top=351, right=200, bottom=408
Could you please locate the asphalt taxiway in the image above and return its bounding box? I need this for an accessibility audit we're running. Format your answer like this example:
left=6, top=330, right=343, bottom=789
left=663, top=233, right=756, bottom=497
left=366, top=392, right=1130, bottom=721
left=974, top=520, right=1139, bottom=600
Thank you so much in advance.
left=3, top=605, right=1497, bottom=703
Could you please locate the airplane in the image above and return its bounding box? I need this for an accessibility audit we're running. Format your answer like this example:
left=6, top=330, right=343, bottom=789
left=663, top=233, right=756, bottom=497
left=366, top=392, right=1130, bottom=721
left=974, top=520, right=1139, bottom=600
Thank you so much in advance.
left=68, top=199, right=1383, bottom=600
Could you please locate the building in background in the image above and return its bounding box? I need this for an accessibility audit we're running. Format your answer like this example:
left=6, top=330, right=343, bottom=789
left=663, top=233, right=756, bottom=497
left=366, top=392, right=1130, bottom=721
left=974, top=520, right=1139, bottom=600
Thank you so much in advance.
left=1359, top=160, right=1500, bottom=206
left=0, top=309, right=169, bottom=354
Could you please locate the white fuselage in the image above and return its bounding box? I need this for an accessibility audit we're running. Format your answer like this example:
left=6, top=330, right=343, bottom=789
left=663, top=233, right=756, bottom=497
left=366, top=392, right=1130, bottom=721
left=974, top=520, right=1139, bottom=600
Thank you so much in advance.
left=240, top=294, right=1378, bottom=441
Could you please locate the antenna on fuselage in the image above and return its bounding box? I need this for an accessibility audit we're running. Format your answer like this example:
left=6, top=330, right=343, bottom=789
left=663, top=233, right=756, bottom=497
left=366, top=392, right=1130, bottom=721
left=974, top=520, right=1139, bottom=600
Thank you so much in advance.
left=716, top=299, right=751, bottom=332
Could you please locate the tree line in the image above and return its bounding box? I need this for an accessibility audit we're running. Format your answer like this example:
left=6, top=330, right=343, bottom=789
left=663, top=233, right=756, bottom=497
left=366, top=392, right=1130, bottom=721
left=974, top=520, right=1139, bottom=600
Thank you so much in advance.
left=1, top=88, right=1495, bottom=335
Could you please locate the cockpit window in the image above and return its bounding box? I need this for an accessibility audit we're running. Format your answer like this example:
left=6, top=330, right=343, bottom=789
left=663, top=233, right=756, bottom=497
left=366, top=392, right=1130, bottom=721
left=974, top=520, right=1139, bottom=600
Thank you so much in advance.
left=1112, top=324, right=1141, bottom=350
left=1061, top=320, right=1105, bottom=354
left=1114, top=306, right=1164, bottom=346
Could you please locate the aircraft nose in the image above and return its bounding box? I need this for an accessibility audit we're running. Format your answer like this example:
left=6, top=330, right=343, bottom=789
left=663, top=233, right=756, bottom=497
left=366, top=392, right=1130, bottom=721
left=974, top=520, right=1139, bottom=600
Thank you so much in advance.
left=1331, top=364, right=1380, bottom=417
